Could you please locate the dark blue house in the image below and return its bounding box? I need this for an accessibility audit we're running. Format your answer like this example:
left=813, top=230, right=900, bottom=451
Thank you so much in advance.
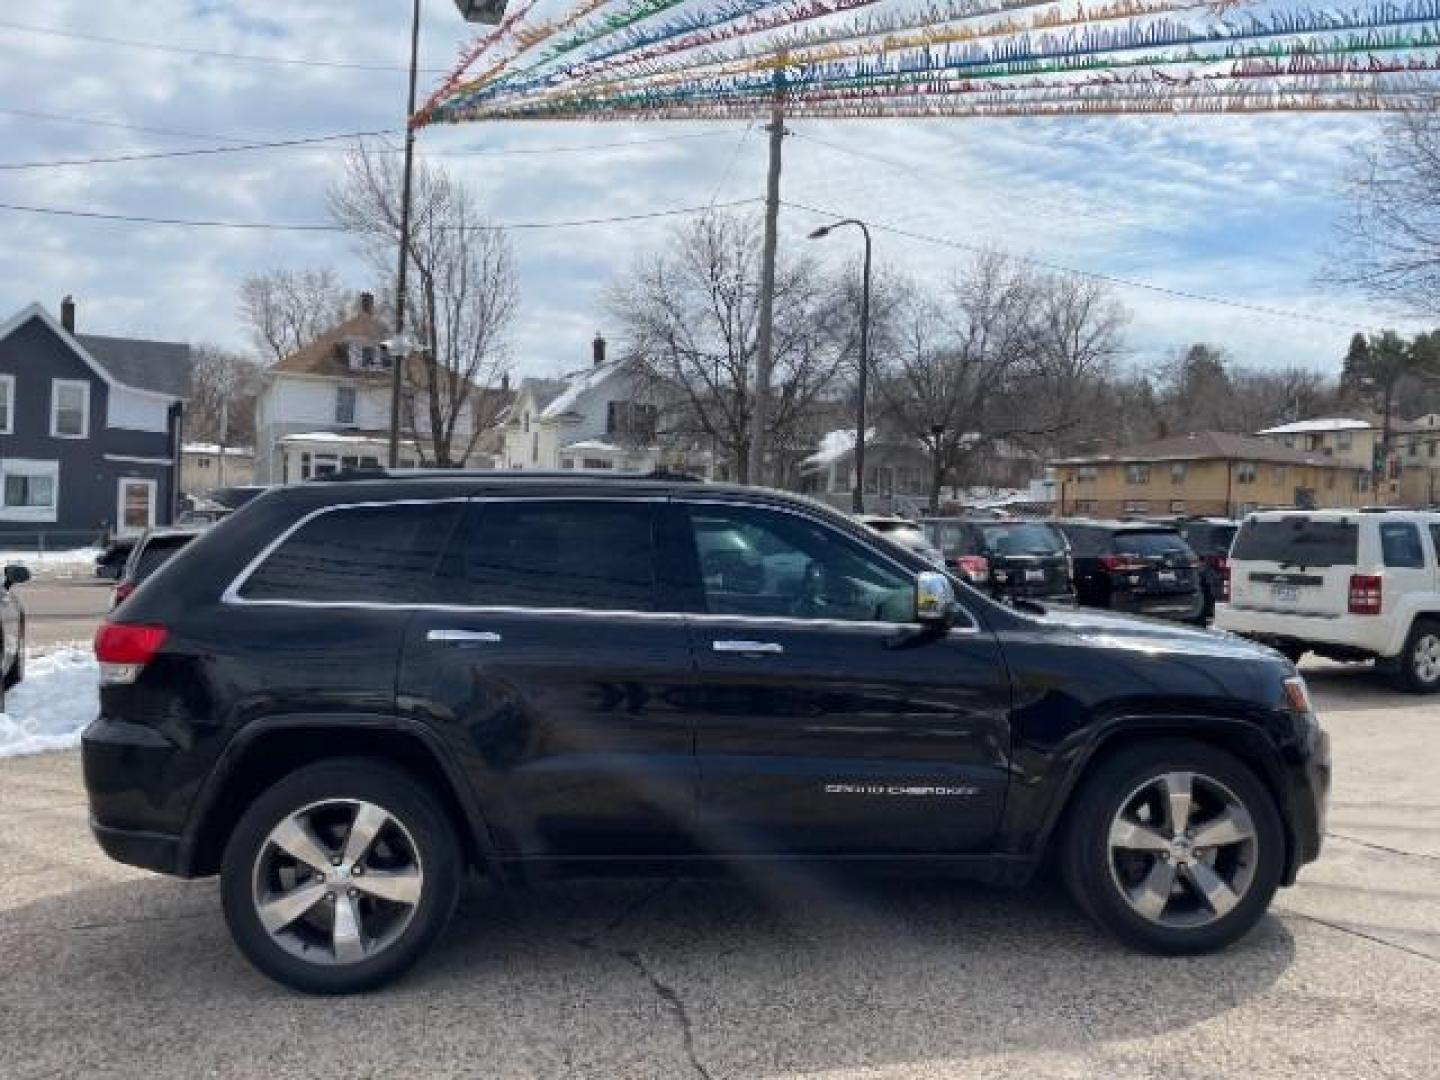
left=0, top=297, right=190, bottom=545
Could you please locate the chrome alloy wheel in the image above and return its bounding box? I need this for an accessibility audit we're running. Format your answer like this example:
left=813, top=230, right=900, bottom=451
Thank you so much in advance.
left=1412, top=632, right=1440, bottom=686
left=1107, top=771, right=1258, bottom=928
left=251, top=799, right=424, bottom=965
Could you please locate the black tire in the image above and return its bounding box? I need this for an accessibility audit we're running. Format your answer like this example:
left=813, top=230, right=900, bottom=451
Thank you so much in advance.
left=1393, top=618, right=1440, bottom=694
left=221, top=758, right=462, bottom=994
left=1060, top=739, right=1284, bottom=955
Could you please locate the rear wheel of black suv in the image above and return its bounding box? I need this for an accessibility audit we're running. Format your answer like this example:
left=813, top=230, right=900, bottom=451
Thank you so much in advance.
left=221, top=759, right=461, bottom=994
left=1060, top=739, right=1283, bottom=955
left=1394, top=619, right=1440, bottom=694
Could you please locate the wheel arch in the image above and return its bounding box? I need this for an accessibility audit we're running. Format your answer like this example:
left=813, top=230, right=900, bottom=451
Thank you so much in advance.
left=1036, top=716, right=1297, bottom=884
left=180, top=715, right=499, bottom=879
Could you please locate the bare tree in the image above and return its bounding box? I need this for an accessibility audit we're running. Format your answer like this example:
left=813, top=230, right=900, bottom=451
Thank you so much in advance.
left=188, top=344, right=263, bottom=447
left=873, top=254, right=1126, bottom=510
left=328, top=141, right=517, bottom=467
left=1329, top=105, right=1440, bottom=316
left=238, top=267, right=351, bottom=365
left=604, top=211, right=853, bottom=482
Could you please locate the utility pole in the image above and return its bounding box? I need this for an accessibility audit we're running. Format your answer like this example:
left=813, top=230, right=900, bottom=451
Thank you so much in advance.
left=389, top=0, right=423, bottom=469
left=747, top=90, right=785, bottom=487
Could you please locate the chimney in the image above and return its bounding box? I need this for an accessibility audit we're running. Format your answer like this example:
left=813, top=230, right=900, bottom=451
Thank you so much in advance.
left=358, top=291, right=375, bottom=315
left=60, top=295, right=76, bottom=333
left=593, top=332, right=606, bottom=367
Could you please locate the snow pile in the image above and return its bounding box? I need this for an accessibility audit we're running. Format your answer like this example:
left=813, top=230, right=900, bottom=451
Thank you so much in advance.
left=0, top=547, right=102, bottom=576
left=0, top=648, right=98, bottom=759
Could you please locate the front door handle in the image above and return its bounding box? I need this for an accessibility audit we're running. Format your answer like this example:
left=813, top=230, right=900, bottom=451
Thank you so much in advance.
left=712, top=639, right=784, bottom=655
left=427, top=629, right=502, bottom=645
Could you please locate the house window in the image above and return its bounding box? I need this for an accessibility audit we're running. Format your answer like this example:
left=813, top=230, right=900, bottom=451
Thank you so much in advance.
left=196, top=456, right=212, bottom=469
left=336, top=386, right=357, bottom=425
left=531, top=432, right=539, bottom=464
left=1430, top=440, right=1438, bottom=459
left=1076, top=466, right=1097, bottom=484
left=50, top=379, right=90, bottom=438
left=1338, top=431, right=1353, bottom=451
left=0, top=374, right=13, bottom=434
left=523, top=411, right=530, bottom=434
left=1283, top=436, right=1294, bottom=448
left=1235, top=462, right=1257, bottom=485
left=606, top=400, right=657, bottom=440
left=1123, top=500, right=1149, bottom=515
left=1073, top=500, right=1097, bottom=514
left=1357, top=472, right=1371, bottom=493
left=582, top=458, right=611, bottom=470
left=1125, top=464, right=1150, bottom=485
left=1169, top=463, right=1187, bottom=484
left=1273, top=466, right=1288, bottom=485
left=0, top=459, right=59, bottom=522
left=1170, top=501, right=1186, bottom=514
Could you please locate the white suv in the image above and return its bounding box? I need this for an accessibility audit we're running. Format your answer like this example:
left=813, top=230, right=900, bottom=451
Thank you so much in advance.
left=1216, top=509, right=1440, bottom=692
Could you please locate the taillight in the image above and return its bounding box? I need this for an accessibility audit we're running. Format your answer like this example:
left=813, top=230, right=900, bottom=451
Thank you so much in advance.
left=1348, top=574, right=1383, bottom=616
left=949, top=555, right=989, bottom=583
left=1098, top=555, right=1147, bottom=573
left=94, top=622, right=167, bottom=685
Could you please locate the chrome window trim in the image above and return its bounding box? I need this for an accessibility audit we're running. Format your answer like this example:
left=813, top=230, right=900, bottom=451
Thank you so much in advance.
left=220, top=491, right=980, bottom=634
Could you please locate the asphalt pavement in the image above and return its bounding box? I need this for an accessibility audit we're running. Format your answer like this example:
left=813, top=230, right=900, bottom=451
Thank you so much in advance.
left=13, top=578, right=111, bottom=649
left=0, top=662, right=1436, bottom=1079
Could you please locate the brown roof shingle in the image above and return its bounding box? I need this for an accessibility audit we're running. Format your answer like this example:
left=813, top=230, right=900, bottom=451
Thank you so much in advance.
left=1052, top=430, right=1362, bottom=469
left=271, top=311, right=392, bottom=379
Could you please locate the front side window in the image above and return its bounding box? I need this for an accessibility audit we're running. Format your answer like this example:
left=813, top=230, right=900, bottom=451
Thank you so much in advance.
left=51, top=379, right=89, bottom=438
left=441, top=499, right=657, bottom=611
left=1380, top=523, right=1425, bottom=569
left=239, top=502, right=462, bottom=603
left=685, top=505, right=915, bottom=624
left=0, top=459, right=59, bottom=521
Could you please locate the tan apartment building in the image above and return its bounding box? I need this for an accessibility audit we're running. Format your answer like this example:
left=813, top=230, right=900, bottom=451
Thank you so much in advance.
left=1050, top=431, right=1368, bottom=518
left=1257, top=413, right=1439, bottom=507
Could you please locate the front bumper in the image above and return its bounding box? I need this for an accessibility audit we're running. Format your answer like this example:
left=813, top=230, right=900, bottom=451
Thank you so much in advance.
left=1284, top=725, right=1331, bottom=883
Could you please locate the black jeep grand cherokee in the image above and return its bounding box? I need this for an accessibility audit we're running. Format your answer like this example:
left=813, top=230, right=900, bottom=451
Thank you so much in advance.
left=84, top=473, right=1329, bottom=994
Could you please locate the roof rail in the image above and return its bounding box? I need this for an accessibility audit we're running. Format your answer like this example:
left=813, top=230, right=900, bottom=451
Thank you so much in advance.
left=311, top=466, right=706, bottom=484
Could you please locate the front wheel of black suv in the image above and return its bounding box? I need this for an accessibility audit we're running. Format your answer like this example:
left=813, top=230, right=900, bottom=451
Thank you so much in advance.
left=221, top=759, right=462, bottom=994
left=1060, top=739, right=1284, bottom=955
left=1394, top=619, right=1440, bottom=694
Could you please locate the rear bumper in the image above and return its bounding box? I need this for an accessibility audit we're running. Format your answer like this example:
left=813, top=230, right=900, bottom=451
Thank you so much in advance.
left=90, top=819, right=183, bottom=875
left=82, top=716, right=198, bottom=877
left=1215, top=605, right=1394, bottom=656
left=1112, top=591, right=1204, bottom=620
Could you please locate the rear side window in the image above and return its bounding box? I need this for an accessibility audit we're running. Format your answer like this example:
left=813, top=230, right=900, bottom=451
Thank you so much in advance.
left=928, top=522, right=979, bottom=555
left=1114, top=530, right=1191, bottom=559
left=441, top=499, right=656, bottom=611
left=1231, top=518, right=1358, bottom=567
left=239, top=502, right=461, bottom=603
left=1380, top=523, right=1426, bottom=569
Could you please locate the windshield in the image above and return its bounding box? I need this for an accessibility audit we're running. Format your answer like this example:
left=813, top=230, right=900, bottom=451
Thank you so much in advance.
left=1231, top=518, right=1358, bottom=567
left=978, top=522, right=1066, bottom=556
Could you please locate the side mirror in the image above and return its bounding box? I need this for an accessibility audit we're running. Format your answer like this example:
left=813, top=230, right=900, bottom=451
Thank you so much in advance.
left=3, top=564, right=31, bottom=589
left=915, top=570, right=956, bottom=625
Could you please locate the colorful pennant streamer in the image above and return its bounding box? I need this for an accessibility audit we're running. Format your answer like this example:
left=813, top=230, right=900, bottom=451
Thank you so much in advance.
left=417, top=0, right=1440, bottom=122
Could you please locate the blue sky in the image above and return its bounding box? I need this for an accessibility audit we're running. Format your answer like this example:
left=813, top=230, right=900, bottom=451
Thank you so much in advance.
left=0, top=0, right=1428, bottom=380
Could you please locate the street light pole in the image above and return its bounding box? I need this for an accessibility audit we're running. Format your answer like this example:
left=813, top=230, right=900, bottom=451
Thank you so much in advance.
left=809, top=219, right=872, bottom=514
left=389, top=0, right=424, bottom=469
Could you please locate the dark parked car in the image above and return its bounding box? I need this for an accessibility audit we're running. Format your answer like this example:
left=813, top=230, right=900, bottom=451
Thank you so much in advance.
left=923, top=518, right=1074, bottom=603
left=1, top=562, right=30, bottom=711
left=85, top=473, right=1328, bottom=993
left=112, top=526, right=207, bottom=608
left=1057, top=520, right=1206, bottom=623
left=1177, top=518, right=1239, bottom=619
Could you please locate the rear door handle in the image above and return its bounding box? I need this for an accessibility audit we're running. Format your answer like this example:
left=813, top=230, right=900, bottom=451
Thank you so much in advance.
left=712, top=639, right=784, bottom=655
left=427, top=629, right=502, bottom=645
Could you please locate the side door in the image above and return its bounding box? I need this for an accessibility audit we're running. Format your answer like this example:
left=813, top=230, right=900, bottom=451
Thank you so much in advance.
left=398, top=496, right=698, bottom=860
left=668, top=499, right=1012, bottom=857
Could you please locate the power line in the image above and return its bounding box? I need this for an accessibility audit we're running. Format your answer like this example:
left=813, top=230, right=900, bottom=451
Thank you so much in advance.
left=0, top=197, right=762, bottom=233
left=0, top=17, right=448, bottom=74
left=780, top=196, right=1362, bottom=331
left=0, top=107, right=255, bottom=144
left=0, top=127, right=735, bottom=169
left=0, top=130, right=395, bottom=170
